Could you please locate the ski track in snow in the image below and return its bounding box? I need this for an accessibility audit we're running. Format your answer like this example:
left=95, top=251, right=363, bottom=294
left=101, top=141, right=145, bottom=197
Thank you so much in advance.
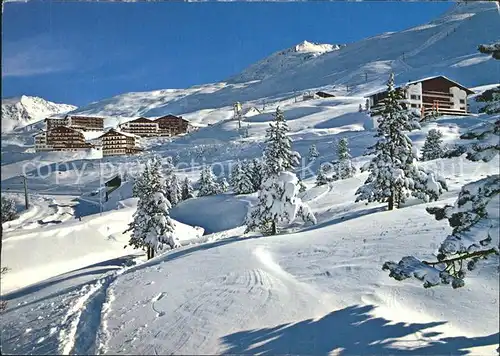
left=57, top=266, right=131, bottom=355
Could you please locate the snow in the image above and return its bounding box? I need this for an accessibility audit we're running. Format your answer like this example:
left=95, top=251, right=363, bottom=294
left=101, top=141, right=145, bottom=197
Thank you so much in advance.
left=1, top=3, right=500, bottom=355
left=1, top=95, right=76, bottom=133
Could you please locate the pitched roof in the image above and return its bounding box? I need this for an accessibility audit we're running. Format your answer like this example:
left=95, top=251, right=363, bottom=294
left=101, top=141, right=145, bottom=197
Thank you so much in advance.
left=99, top=128, right=140, bottom=139
left=365, top=75, right=474, bottom=97
left=122, top=117, right=156, bottom=124
left=154, top=114, right=188, bottom=122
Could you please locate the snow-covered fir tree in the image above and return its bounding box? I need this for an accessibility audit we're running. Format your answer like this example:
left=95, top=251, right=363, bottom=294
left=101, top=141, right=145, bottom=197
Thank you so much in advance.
left=132, top=156, right=163, bottom=200
left=217, top=175, right=230, bottom=194
left=355, top=73, right=447, bottom=210
left=308, top=144, right=320, bottom=162
left=250, top=158, right=264, bottom=191
left=331, top=137, right=356, bottom=180
left=168, top=174, right=182, bottom=206
left=231, top=160, right=255, bottom=194
left=358, top=104, right=363, bottom=112
left=125, top=158, right=179, bottom=259
left=316, top=164, right=330, bottom=186
left=181, top=177, right=194, bottom=200
left=263, top=107, right=300, bottom=176
left=197, top=166, right=220, bottom=196
left=421, top=129, right=444, bottom=161
left=246, top=171, right=316, bottom=235
left=1, top=196, right=18, bottom=223
left=246, top=107, right=315, bottom=235
left=383, top=119, right=499, bottom=289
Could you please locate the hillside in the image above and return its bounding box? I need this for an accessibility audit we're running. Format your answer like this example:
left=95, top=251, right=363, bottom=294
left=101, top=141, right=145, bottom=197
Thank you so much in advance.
left=227, top=40, right=343, bottom=83
left=71, top=2, right=500, bottom=121
left=1, top=96, right=76, bottom=133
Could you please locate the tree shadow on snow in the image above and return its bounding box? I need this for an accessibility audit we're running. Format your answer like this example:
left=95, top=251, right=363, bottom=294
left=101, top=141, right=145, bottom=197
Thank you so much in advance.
left=220, top=304, right=499, bottom=355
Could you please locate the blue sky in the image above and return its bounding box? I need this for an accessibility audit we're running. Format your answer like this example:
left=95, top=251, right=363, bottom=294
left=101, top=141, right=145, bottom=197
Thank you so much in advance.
left=2, top=2, right=453, bottom=106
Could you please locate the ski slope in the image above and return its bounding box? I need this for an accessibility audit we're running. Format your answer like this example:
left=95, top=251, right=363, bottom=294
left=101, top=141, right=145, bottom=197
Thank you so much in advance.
left=1, top=143, right=498, bottom=354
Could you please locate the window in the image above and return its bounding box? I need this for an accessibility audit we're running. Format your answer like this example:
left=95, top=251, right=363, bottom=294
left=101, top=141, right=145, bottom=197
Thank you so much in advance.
left=411, top=104, right=417, bottom=108
left=459, top=99, right=465, bottom=104
left=410, top=95, right=418, bottom=100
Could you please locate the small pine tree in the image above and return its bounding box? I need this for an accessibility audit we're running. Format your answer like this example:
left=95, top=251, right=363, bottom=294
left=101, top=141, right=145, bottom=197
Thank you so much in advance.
left=263, top=107, right=300, bottom=176
left=383, top=119, right=499, bottom=289
left=315, top=164, right=330, bottom=186
left=364, top=99, right=370, bottom=111
left=217, top=176, right=230, bottom=194
left=197, top=166, right=220, bottom=197
left=250, top=158, right=263, bottom=191
left=1, top=196, right=18, bottom=223
left=358, top=104, right=363, bottom=112
left=355, top=73, right=446, bottom=210
left=421, top=129, right=444, bottom=161
left=246, top=108, right=315, bottom=235
left=181, top=177, right=194, bottom=200
left=331, top=137, right=356, bottom=180
left=231, top=161, right=255, bottom=194
left=125, top=158, right=179, bottom=259
left=168, top=174, right=182, bottom=206
left=245, top=172, right=316, bottom=235
left=308, top=144, right=320, bottom=162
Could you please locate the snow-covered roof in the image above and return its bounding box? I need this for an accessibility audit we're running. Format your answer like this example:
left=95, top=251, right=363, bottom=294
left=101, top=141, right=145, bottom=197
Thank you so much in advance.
left=365, top=75, right=474, bottom=97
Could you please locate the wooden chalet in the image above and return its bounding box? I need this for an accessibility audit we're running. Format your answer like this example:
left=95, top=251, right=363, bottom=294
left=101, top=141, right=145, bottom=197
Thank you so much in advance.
left=366, top=75, right=474, bottom=118
left=154, top=114, right=190, bottom=136
left=34, top=126, right=94, bottom=152
left=97, top=129, right=142, bottom=156
left=118, top=117, right=159, bottom=137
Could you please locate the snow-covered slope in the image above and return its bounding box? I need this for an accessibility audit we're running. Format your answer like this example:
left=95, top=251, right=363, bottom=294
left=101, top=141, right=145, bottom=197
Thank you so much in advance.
left=1, top=95, right=76, bottom=133
left=227, top=40, right=343, bottom=83
left=71, top=2, right=499, bottom=122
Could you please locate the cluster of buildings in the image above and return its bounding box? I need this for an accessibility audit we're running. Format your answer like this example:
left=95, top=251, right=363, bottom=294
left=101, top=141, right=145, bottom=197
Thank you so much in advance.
left=34, top=114, right=191, bottom=156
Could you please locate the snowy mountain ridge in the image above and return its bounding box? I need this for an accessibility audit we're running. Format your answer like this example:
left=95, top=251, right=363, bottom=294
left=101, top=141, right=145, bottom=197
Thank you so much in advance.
left=227, top=40, right=344, bottom=83
left=1, top=95, right=77, bottom=133
left=71, top=1, right=500, bottom=121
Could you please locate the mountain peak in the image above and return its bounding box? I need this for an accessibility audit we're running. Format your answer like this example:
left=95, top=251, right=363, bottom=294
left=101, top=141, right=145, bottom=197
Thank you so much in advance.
left=1, top=95, right=77, bottom=132
left=293, top=40, right=340, bottom=54
left=226, top=40, right=343, bottom=84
